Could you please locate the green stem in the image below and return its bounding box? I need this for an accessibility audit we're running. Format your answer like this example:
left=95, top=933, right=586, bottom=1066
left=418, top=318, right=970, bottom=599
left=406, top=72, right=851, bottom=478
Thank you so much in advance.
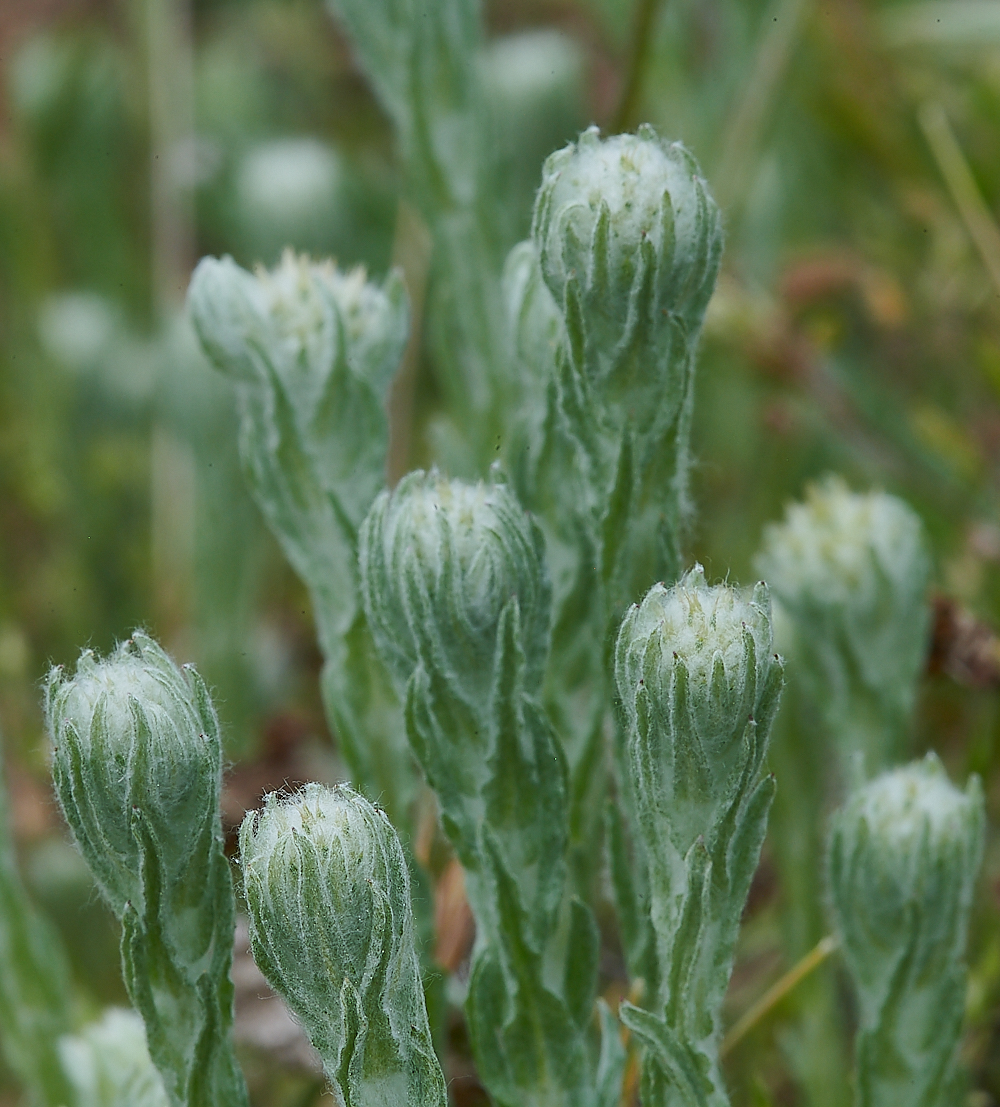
left=613, top=0, right=668, bottom=133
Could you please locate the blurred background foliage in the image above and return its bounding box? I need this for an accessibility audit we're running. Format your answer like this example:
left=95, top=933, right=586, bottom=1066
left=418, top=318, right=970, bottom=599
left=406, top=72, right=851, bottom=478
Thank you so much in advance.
left=2, top=0, right=1000, bottom=1103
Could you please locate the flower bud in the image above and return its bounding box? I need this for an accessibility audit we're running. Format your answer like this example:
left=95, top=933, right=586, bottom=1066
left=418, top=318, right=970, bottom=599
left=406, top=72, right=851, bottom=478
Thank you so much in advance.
left=45, top=631, right=222, bottom=918
left=240, top=784, right=445, bottom=1107
left=360, top=469, right=550, bottom=698
left=755, top=476, right=931, bottom=775
left=828, top=755, right=983, bottom=1104
left=190, top=249, right=407, bottom=397
left=531, top=125, right=722, bottom=357
left=60, top=1008, right=169, bottom=1107
left=46, top=633, right=248, bottom=1107
left=234, top=138, right=344, bottom=263
left=615, top=565, right=782, bottom=843
left=188, top=250, right=407, bottom=537
left=614, top=567, right=782, bottom=1094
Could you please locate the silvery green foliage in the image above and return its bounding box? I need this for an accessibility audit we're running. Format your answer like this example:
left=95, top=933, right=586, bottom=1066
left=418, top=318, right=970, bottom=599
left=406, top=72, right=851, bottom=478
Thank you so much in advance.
left=188, top=251, right=413, bottom=824
left=360, top=471, right=624, bottom=1107
left=45, top=632, right=248, bottom=1107
left=60, top=1008, right=169, bottom=1107
left=0, top=754, right=75, bottom=1107
left=529, top=124, right=723, bottom=601
left=325, top=0, right=507, bottom=440
left=828, top=755, right=984, bottom=1107
left=500, top=128, right=724, bottom=899
left=323, top=0, right=481, bottom=206
left=755, top=476, right=931, bottom=780
left=614, top=567, right=782, bottom=1107
left=239, top=784, right=446, bottom=1107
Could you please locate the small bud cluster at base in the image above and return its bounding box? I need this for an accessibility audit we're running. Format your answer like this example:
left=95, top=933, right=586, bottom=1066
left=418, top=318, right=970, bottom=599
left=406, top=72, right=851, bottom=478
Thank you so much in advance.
left=240, top=784, right=446, bottom=1107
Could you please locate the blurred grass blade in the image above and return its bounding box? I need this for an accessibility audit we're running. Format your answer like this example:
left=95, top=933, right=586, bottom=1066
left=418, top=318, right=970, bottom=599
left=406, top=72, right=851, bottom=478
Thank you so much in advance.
left=919, top=100, right=1000, bottom=298
left=613, top=0, right=668, bottom=133
left=881, top=1, right=1000, bottom=47
left=720, top=935, right=838, bottom=1058
left=715, top=0, right=812, bottom=209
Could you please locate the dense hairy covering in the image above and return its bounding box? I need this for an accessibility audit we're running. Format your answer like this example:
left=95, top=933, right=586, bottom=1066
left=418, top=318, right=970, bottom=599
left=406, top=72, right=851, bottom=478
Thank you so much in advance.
left=240, top=784, right=446, bottom=1107
left=829, top=755, right=984, bottom=1107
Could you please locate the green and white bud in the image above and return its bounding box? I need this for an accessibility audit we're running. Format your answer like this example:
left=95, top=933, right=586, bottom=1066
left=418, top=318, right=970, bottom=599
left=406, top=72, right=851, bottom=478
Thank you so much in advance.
left=527, top=127, right=723, bottom=608
left=755, top=476, right=931, bottom=777
left=360, top=469, right=551, bottom=700
left=361, top=474, right=600, bottom=1107
left=189, top=250, right=407, bottom=540
left=189, top=250, right=414, bottom=829
left=532, top=125, right=722, bottom=364
left=190, top=249, right=406, bottom=399
left=614, top=567, right=782, bottom=1107
left=45, top=632, right=248, bottom=1107
left=615, top=565, right=781, bottom=845
left=828, top=755, right=984, bottom=1107
left=45, top=631, right=221, bottom=920
left=240, top=784, right=446, bottom=1107
left=60, top=1008, right=170, bottom=1107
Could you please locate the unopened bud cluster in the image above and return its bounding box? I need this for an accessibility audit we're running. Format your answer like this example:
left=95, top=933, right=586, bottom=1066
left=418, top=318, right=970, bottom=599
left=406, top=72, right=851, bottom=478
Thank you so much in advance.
left=829, top=754, right=983, bottom=1106
left=189, top=250, right=407, bottom=538
left=615, top=566, right=782, bottom=1104
left=45, top=632, right=248, bottom=1107
left=190, top=250, right=406, bottom=396
left=361, top=469, right=550, bottom=699
left=240, top=784, right=446, bottom=1107
left=756, top=476, right=931, bottom=776
left=533, top=125, right=722, bottom=357
left=616, top=565, right=780, bottom=842
left=46, top=632, right=222, bottom=919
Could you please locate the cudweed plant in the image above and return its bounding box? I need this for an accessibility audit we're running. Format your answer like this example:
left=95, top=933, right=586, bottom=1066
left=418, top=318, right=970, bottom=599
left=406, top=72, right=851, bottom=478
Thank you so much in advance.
left=755, top=476, right=931, bottom=784
left=613, top=568, right=781, bottom=1107
left=240, top=784, right=446, bottom=1107
left=45, top=632, right=247, bottom=1107
left=1, top=5, right=989, bottom=1107
left=829, top=755, right=984, bottom=1107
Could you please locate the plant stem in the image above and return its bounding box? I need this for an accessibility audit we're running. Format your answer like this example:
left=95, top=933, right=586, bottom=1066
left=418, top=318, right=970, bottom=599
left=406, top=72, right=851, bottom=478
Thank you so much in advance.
left=919, top=100, right=1000, bottom=299
left=720, top=935, right=838, bottom=1058
left=613, top=0, right=667, bottom=133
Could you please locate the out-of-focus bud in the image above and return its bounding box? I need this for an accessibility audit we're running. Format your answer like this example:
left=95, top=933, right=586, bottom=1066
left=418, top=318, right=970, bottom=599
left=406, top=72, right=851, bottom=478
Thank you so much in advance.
left=360, top=469, right=551, bottom=698
left=240, top=784, right=446, bottom=1107
left=235, top=138, right=344, bottom=261
left=532, top=124, right=723, bottom=358
left=828, top=754, right=983, bottom=1106
left=45, top=631, right=221, bottom=919
left=60, top=1008, right=169, bottom=1107
left=190, top=250, right=406, bottom=396
left=755, top=476, right=931, bottom=777
left=188, top=250, right=407, bottom=537
left=615, top=564, right=782, bottom=843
